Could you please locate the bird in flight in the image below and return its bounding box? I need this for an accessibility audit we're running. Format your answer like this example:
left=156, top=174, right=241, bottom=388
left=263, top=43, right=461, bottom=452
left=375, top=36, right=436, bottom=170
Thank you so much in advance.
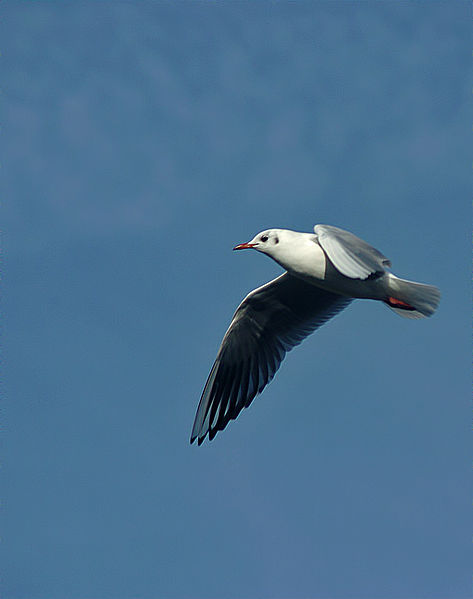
left=190, top=224, right=440, bottom=445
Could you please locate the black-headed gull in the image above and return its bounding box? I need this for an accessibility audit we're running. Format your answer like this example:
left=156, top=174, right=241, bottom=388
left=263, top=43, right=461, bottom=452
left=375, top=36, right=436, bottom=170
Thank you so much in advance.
left=191, top=224, right=440, bottom=445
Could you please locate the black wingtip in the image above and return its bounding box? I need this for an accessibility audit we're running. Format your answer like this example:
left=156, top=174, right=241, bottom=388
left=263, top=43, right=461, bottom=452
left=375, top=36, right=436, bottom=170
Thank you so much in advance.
left=190, top=433, right=206, bottom=446
left=190, top=430, right=209, bottom=446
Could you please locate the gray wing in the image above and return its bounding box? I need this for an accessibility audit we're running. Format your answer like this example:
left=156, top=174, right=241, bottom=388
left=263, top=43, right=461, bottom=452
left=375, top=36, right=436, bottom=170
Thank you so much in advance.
left=190, top=273, right=352, bottom=445
left=314, top=224, right=391, bottom=280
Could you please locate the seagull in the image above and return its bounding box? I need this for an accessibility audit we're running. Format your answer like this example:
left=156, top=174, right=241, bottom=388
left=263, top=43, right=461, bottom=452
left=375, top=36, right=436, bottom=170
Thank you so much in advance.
left=190, top=224, right=440, bottom=445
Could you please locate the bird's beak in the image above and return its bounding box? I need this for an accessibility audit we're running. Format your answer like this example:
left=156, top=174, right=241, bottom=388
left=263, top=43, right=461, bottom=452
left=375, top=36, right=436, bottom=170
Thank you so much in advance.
left=233, top=242, right=258, bottom=251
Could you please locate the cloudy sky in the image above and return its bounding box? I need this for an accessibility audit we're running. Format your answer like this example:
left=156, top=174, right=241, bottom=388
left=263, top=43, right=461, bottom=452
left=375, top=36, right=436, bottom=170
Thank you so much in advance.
left=4, top=2, right=471, bottom=598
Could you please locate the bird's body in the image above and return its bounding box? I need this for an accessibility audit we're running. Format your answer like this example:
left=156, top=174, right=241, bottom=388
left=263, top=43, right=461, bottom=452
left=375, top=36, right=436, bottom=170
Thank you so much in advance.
left=191, top=224, right=440, bottom=445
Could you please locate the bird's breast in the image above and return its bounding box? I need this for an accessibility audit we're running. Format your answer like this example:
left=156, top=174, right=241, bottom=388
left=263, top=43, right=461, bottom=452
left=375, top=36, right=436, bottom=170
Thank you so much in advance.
left=275, top=240, right=327, bottom=281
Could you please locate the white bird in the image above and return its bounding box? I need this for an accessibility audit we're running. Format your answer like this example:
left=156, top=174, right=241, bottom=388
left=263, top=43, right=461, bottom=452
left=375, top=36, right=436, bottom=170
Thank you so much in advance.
left=190, top=224, right=440, bottom=445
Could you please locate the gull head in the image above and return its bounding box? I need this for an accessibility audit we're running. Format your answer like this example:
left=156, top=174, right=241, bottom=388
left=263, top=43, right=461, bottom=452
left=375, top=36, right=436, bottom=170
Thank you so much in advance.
left=233, top=229, right=283, bottom=255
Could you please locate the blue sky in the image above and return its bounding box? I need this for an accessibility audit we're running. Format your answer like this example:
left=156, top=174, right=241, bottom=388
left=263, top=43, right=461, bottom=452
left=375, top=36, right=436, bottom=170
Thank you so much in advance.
left=4, top=2, right=471, bottom=598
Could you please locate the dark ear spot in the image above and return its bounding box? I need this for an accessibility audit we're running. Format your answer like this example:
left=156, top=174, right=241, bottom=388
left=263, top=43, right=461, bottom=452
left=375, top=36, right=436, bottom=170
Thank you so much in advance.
left=274, top=236, right=279, bottom=244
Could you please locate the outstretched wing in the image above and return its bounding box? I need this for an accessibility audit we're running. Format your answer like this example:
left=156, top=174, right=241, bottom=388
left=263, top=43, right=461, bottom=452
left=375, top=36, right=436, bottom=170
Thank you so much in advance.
left=314, top=224, right=391, bottom=280
left=191, top=273, right=352, bottom=445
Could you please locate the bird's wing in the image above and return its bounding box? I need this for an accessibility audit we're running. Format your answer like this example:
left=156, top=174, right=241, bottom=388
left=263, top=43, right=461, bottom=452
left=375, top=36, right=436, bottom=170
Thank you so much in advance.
left=314, top=224, right=391, bottom=280
left=191, top=273, right=352, bottom=445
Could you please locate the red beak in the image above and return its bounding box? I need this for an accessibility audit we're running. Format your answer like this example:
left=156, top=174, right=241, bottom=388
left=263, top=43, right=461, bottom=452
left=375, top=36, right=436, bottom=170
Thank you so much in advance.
left=233, top=242, right=258, bottom=251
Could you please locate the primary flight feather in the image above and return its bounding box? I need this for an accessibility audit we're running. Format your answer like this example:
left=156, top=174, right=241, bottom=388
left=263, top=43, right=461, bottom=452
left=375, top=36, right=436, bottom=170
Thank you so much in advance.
left=191, top=224, right=440, bottom=445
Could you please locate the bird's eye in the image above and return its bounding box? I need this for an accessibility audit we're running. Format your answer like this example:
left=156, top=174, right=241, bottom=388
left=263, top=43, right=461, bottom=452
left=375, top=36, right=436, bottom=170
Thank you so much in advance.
left=260, top=235, right=269, bottom=242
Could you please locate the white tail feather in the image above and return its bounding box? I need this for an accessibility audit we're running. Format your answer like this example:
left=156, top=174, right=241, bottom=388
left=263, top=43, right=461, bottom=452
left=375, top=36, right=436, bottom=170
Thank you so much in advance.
left=385, top=274, right=440, bottom=318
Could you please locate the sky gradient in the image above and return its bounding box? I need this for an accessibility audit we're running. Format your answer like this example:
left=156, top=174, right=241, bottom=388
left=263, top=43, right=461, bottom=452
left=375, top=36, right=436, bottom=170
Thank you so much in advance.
left=4, top=2, right=471, bottom=598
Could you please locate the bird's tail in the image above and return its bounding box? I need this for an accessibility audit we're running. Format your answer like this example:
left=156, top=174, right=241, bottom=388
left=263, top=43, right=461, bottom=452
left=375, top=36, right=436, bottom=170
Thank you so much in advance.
left=384, top=274, right=440, bottom=319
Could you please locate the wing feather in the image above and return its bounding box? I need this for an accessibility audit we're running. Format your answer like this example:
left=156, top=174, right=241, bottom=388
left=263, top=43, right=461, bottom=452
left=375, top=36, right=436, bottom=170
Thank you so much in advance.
left=191, top=273, right=352, bottom=444
left=314, top=224, right=391, bottom=280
